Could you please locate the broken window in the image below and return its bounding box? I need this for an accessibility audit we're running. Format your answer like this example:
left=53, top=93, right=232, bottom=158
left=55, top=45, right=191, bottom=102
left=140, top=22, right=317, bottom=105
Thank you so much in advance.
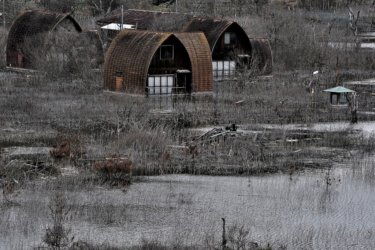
left=160, top=45, right=174, bottom=60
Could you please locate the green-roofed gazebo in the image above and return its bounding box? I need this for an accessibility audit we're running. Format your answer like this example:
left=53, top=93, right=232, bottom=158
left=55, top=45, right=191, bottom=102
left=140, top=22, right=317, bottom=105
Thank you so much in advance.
left=323, top=86, right=356, bottom=105
left=323, top=86, right=355, bottom=93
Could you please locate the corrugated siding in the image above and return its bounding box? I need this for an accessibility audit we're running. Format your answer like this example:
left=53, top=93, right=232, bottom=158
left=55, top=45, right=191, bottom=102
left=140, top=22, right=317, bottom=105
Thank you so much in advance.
left=104, top=30, right=172, bottom=93
left=175, top=33, right=213, bottom=92
left=183, top=18, right=233, bottom=51
left=104, top=30, right=213, bottom=94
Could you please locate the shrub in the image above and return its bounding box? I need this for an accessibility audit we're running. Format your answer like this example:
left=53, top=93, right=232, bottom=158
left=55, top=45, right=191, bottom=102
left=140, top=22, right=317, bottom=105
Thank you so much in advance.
left=93, top=157, right=133, bottom=186
left=43, top=192, right=74, bottom=249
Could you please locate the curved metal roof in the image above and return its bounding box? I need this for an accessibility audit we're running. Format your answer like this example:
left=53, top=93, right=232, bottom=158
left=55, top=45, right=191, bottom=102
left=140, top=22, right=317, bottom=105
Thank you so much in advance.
left=183, top=17, right=237, bottom=51
left=6, top=10, right=82, bottom=68
left=175, top=32, right=213, bottom=92
left=104, top=30, right=213, bottom=93
left=104, top=30, right=172, bottom=93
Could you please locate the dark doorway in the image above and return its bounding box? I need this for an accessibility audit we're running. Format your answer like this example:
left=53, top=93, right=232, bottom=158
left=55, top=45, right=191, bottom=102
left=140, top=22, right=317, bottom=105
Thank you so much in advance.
left=176, top=71, right=192, bottom=94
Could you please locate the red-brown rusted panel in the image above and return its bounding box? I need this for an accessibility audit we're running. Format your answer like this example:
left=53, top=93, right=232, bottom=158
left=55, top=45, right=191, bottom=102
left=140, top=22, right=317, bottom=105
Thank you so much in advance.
left=175, top=32, right=213, bottom=92
left=104, top=30, right=172, bottom=94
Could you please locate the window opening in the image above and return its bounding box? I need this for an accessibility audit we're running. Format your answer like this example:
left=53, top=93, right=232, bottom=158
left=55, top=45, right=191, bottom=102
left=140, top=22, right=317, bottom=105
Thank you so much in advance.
left=212, top=60, right=236, bottom=80
left=160, top=45, right=174, bottom=60
left=224, top=32, right=236, bottom=45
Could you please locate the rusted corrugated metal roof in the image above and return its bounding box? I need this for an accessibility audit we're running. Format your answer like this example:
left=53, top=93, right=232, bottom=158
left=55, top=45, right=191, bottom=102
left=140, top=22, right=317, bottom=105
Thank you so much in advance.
left=104, top=30, right=213, bottom=94
left=175, top=32, right=213, bottom=92
left=104, top=30, right=170, bottom=94
left=249, top=38, right=273, bottom=75
left=6, top=10, right=82, bottom=68
left=183, top=17, right=235, bottom=51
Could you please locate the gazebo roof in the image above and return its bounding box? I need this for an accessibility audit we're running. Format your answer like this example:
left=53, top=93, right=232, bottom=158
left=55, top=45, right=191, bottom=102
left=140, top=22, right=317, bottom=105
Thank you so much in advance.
left=323, top=86, right=356, bottom=93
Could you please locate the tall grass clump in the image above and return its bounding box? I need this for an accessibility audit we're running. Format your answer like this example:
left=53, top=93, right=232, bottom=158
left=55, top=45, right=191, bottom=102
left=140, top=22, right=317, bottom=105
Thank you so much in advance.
left=42, top=192, right=74, bottom=249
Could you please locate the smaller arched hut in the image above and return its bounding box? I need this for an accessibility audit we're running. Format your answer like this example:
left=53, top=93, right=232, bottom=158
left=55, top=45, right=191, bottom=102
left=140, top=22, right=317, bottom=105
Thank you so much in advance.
left=104, top=30, right=213, bottom=95
left=6, top=10, right=82, bottom=69
left=185, top=18, right=253, bottom=80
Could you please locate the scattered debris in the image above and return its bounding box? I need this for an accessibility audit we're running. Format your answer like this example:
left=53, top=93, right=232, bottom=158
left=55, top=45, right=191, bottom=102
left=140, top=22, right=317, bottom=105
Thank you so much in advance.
left=225, top=123, right=237, bottom=132
left=191, top=126, right=241, bottom=145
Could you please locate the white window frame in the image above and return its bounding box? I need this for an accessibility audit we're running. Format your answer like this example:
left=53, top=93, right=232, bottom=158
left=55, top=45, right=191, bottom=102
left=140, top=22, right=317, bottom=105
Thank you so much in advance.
left=147, top=74, right=175, bottom=96
left=212, top=60, right=236, bottom=80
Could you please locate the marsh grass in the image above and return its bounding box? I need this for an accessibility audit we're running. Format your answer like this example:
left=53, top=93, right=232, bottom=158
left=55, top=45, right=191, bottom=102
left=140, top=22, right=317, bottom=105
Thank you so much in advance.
left=1, top=69, right=373, bottom=199
left=1, top=69, right=370, bottom=178
left=42, top=192, right=74, bottom=249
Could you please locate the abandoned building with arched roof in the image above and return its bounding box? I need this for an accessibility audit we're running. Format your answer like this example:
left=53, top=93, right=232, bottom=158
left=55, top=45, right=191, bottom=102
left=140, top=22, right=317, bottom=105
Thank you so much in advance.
left=6, top=10, right=104, bottom=71
left=184, top=17, right=254, bottom=79
left=97, top=9, right=273, bottom=78
left=104, top=30, right=213, bottom=95
left=6, top=10, right=82, bottom=69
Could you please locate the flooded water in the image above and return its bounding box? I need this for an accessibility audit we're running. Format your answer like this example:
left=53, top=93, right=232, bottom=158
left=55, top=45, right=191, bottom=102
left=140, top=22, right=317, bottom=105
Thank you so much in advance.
left=114, top=159, right=375, bottom=249
left=1, top=156, right=375, bottom=249
left=260, top=121, right=375, bottom=137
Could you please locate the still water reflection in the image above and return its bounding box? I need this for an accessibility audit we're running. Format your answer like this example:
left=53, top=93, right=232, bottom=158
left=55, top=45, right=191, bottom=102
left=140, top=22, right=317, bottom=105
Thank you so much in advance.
left=121, top=156, right=375, bottom=249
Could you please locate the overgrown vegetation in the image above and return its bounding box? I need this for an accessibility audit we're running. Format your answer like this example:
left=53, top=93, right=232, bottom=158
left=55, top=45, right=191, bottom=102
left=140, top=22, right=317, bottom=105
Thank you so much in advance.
left=43, top=192, right=74, bottom=249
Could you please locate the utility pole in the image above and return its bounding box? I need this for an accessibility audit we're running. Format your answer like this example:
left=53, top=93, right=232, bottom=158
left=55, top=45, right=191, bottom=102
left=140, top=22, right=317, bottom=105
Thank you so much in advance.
left=121, top=5, right=123, bottom=30
left=175, top=0, right=178, bottom=13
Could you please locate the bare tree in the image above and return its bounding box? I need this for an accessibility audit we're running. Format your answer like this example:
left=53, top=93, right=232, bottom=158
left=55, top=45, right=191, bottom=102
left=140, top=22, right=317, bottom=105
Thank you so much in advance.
left=347, top=4, right=361, bottom=51
left=347, top=4, right=360, bottom=36
left=86, top=0, right=118, bottom=15
left=2, top=0, right=25, bottom=26
left=37, top=0, right=77, bottom=13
